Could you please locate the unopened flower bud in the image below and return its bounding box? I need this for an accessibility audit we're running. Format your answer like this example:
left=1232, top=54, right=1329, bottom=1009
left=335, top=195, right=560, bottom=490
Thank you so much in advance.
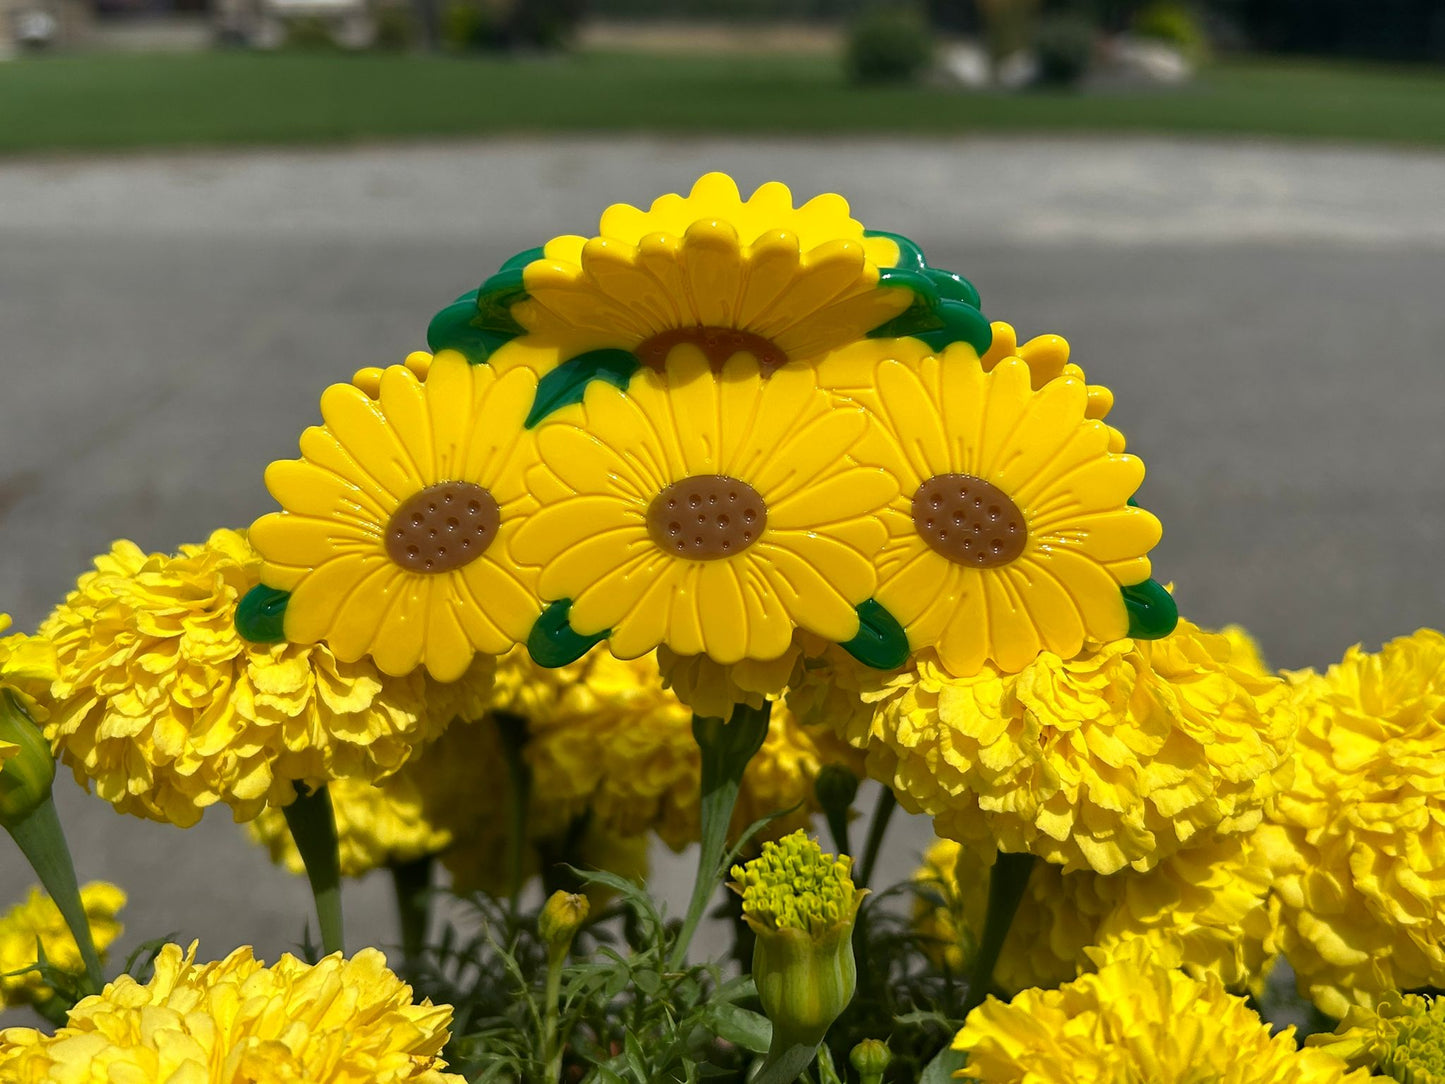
left=0, top=691, right=55, bottom=828
left=814, top=764, right=859, bottom=819
left=850, top=1038, right=892, bottom=1084
left=538, top=891, right=589, bottom=962
left=729, top=830, right=864, bottom=1047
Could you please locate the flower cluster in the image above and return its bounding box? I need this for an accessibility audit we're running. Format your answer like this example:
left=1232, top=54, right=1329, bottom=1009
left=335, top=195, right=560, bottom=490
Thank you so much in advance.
left=38, top=529, right=491, bottom=826
left=0, top=617, right=56, bottom=729
left=839, top=617, right=1295, bottom=875
left=244, top=172, right=1170, bottom=692
left=954, top=952, right=1375, bottom=1084
left=0, top=884, right=125, bottom=1013
left=731, top=830, right=859, bottom=937
left=1261, top=629, right=1445, bottom=1016
left=0, top=943, right=462, bottom=1083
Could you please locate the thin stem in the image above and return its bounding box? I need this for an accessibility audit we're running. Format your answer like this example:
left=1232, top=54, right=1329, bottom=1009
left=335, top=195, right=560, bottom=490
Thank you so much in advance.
left=390, top=854, right=433, bottom=971
left=666, top=701, right=771, bottom=971
left=7, top=793, right=103, bottom=994
left=752, top=1041, right=819, bottom=1084
left=960, top=850, right=1035, bottom=1017
left=855, top=789, right=897, bottom=890
left=282, top=783, right=345, bottom=956
left=541, top=950, right=566, bottom=1082
left=494, top=711, right=531, bottom=918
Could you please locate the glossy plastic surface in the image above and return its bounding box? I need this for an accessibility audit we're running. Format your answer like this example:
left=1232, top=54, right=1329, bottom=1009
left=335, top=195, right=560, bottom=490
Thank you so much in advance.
left=242, top=173, right=1175, bottom=680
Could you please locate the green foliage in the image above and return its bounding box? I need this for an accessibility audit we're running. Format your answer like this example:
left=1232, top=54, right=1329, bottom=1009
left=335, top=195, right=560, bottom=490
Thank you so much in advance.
left=5, top=53, right=1445, bottom=153
left=416, top=874, right=763, bottom=1082
left=1131, top=1, right=1210, bottom=63
left=282, top=16, right=340, bottom=51
left=844, top=6, right=934, bottom=85
left=1034, top=12, right=1095, bottom=86
left=373, top=4, right=417, bottom=51
left=441, top=0, right=508, bottom=52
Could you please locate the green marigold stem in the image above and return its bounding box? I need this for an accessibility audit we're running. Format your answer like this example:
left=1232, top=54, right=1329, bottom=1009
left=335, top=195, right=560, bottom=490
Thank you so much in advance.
left=282, top=782, right=345, bottom=955
left=667, top=701, right=771, bottom=971
left=855, top=789, right=897, bottom=890
left=751, top=1041, right=820, bottom=1084
left=390, top=855, right=433, bottom=971
left=6, top=793, right=104, bottom=995
left=961, top=850, right=1035, bottom=1017
left=494, top=710, right=531, bottom=919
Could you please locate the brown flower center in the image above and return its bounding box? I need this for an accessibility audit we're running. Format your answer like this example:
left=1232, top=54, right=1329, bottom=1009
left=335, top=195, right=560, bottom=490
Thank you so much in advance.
left=646, top=475, right=767, bottom=560
left=634, top=326, right=788, bottom=373
left=911, top=474, right=1027, bottom=569
left=386, top=481, right=500, bottom=574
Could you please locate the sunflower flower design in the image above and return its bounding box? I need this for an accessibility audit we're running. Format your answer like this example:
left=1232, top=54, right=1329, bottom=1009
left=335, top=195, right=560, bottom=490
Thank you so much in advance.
left=510, top=352, right=895, bottom=667
left=839, top=341, right=1163, bottom=675
left=430, top=173, right=915, bottom=382
left=247, top=351, right=543, bottom=682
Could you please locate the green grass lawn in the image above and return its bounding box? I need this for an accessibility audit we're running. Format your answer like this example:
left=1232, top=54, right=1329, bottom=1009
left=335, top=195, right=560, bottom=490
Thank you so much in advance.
left=1, top=49, right=1443, bottom=153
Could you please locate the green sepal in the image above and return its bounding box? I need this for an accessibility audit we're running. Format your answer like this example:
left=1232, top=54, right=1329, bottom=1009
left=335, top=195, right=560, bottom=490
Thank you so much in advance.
left=868, top=268, right=990, bottom=355
left=1123, top=579, right=1178, bottom=640
left=498, top=245, right=546, bottom=273
left=427, top=248, right=544, bottom=364
left=426, top=296, right=517, bottom=365
left=527, top=599, right=609, bottom=668
left=236, top=585, right=290, bottom=643
left=864, top=229, right=927, bottom=273
left=839, top=599, right=909, bottom=670
left=526, top=349, right=640, bottom=428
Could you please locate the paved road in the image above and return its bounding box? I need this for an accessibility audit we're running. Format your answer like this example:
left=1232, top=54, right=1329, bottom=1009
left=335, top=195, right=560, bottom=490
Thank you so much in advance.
left=1, top=136, right=1443, bottom=999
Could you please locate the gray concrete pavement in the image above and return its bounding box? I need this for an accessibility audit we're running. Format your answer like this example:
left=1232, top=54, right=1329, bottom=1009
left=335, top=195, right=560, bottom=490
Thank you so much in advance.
left=1, top=136, right=1443, bottom=1000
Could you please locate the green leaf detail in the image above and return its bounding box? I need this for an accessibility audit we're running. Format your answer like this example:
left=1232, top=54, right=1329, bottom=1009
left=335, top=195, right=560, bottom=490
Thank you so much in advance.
left=426, top=251, right=544, bottom=364
left=426, top=297, right=517, bottom=365
left=864, top=229, right=928, bottom=273
left=840, top=599, right=910, bottom=670
left=868, top=270, right=991, bottom=356
left=497, top=245, right=545, bottom=274
left=1123, top=579, right=1179, bottom=640
left=236, top=585, right=290, bottom=643
left=919, top=1047, right=970, bottom=1084
left=924, top=266, right=982, bottom=310
left=525, top=349, right=640, bottom=428
left=527, top=599, right=609, bottom=668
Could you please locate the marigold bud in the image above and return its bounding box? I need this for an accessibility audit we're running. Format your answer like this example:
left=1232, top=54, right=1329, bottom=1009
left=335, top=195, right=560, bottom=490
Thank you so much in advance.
left=729, top=831, right=864, bottom=1047
left=538, top=891, right=589, bottom=961
left=850, top=1038, right=892, bottom=1084
left=0, top=691, right=55, bottom=828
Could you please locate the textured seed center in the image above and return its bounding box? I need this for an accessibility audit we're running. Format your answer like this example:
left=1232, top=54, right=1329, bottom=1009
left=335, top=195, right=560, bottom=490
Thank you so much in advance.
left=386, top=481, right=500, bottom=574
left=911, top=473, right=1027, bottom=569
left=634, top=326, right=789, bottom=373
left=646, top=475, right=767, bottom=560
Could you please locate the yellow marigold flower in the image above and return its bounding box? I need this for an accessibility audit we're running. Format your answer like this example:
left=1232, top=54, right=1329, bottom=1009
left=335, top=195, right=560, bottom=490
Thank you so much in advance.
left=40, top=529, right=485, bottom=826
left=511, top=352, right=893, bottom=666
left=656, top=641, right=804, bottom=721
left=850, top=618, right=1295, bottom=874
left=816, top=339, right=1157, bottom=675
left=0, top=884, right=124, bottom=1013
left=250, top=351, right=542, bottom=682
left=730, top=831, right=863, bottom=1047
left=485, top=172, right=911, bottom=378
left=914, top=830, right=1279, bottom=995
left=1262, top=629, right=1445, bottom=1017
left=516, top=648, right=860, bottom=850
left=0, top=942, right=463, bottom=1083
left=0, top=618, right=57, bottom=731
left=1311, top=994, right=1445, bottom=1082
left=953, top=954, right=1377, bottom=1084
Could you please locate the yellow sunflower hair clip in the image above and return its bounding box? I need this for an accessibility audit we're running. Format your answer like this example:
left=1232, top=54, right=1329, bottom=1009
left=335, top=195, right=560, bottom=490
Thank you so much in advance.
left=237, top=173, right=1176, bottom=682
